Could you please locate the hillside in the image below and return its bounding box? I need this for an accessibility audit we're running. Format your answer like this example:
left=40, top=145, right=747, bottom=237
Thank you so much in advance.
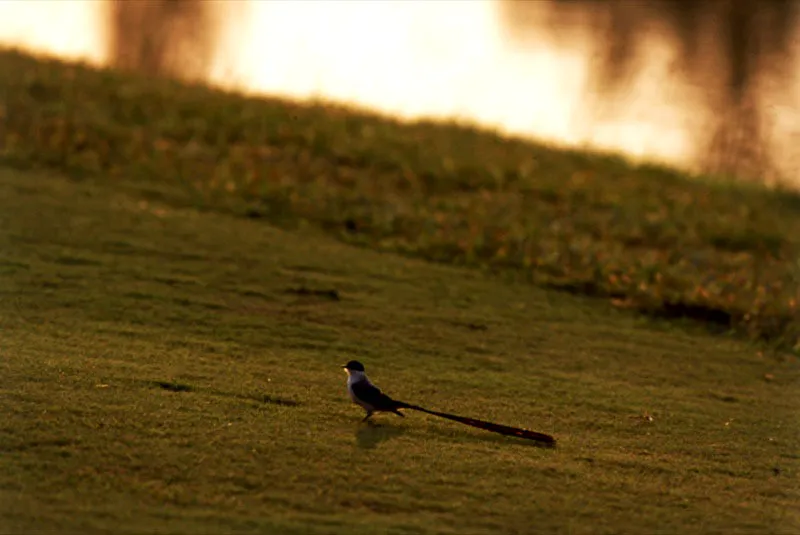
left=0, top=48, right=798, bottom=352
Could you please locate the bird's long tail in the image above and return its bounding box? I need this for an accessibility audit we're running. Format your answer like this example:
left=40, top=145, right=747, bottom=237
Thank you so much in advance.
left=396, top=401, right=556, bottom=446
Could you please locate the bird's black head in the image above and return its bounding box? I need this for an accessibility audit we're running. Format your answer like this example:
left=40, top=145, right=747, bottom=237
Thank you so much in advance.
left=342, top=360, right=365, bottom=372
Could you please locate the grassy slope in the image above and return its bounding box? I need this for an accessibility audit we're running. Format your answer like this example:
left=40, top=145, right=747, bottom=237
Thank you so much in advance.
left=0, top=49, right=798, bottom=351
left=1, top=167, right=798, bottom=534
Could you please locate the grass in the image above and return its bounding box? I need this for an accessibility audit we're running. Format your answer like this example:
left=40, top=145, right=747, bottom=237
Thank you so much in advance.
left=0, top=48, right=798, bottom=352
left=0, top=48, right=798, bottom=533
left=2, top=166, right=798, bottom=534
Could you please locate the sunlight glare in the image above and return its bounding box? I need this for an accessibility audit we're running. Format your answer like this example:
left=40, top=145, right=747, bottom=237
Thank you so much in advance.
left=207, top=0, right=696, bottom=168
left=0, top=0, right=107, bottom=65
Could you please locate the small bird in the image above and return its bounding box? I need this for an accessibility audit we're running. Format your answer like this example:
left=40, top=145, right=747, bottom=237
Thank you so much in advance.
left=340, top=360, right=557, bottom=445
left=342, top=360, right=408, bottom=422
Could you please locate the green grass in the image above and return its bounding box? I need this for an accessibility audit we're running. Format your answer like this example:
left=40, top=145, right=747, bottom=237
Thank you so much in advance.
left=0, top=48, right=798, bottom=352
left=2, top=157, right=799, bottom=535
left=0, top=49, right=799, bottom=533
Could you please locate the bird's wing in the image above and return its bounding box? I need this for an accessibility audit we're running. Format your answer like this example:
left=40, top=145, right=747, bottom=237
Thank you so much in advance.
left=351, top=380, right=400, bottom=411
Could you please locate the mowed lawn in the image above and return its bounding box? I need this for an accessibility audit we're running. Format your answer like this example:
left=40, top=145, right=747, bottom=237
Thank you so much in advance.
left=1, top=166, right=798, bottom=534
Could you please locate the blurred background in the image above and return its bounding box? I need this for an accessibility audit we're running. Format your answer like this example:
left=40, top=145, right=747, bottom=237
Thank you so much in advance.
left=0, top=0, right=797, bottom=187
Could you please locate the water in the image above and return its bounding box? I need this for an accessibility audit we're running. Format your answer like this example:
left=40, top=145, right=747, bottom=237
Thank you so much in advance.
left=1, top=0, right=797, bottom=186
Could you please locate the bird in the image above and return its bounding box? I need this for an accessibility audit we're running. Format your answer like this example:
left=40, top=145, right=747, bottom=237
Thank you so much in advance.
left=340, top=360, right=557, bottom=446
left=342, top=360, right=408, bottom=422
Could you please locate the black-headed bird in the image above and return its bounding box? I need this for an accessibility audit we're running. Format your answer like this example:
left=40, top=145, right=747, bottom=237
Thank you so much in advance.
left=342, top=360, right=407, bottom=421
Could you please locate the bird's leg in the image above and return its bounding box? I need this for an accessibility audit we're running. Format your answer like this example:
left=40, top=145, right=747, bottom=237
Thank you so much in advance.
left=361, top=411, right=373, bottom=423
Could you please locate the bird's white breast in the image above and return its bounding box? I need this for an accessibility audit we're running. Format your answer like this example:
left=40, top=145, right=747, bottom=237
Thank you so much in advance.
left=346, top=372, right=373, bottom=410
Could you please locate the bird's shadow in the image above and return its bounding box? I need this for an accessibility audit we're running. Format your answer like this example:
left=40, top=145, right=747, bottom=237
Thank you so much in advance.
left=355, top=421, right=406, bottom=450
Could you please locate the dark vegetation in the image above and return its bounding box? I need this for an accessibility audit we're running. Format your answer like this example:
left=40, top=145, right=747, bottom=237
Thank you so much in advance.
left=108, top=0, right=219, bottom=80
left=502, top=0, right=798, bottom=99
